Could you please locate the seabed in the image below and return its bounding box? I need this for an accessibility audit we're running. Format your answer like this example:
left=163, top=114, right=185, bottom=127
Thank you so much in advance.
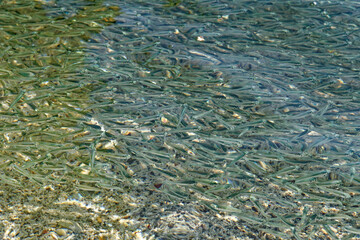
left=0, top=0, right=359, bottom=239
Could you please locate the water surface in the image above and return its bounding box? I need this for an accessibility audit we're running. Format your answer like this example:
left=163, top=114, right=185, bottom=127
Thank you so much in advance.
left=1, top=0, right=359, bottom=239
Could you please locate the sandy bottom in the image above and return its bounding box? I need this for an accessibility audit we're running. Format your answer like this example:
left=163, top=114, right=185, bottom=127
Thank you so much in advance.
left=0, top=177, right=261, bottom=240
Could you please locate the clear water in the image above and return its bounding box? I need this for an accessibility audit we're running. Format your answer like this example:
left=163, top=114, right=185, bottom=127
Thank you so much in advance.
left=1, top=0, right=359, bottom=238
left=85, top=0, right=360, bottom=237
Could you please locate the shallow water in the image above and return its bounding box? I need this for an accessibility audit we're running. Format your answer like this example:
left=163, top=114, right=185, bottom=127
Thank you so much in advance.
left=83, top=0, right=360, bottom=238
left=1, top=0, right=359, bottom=239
